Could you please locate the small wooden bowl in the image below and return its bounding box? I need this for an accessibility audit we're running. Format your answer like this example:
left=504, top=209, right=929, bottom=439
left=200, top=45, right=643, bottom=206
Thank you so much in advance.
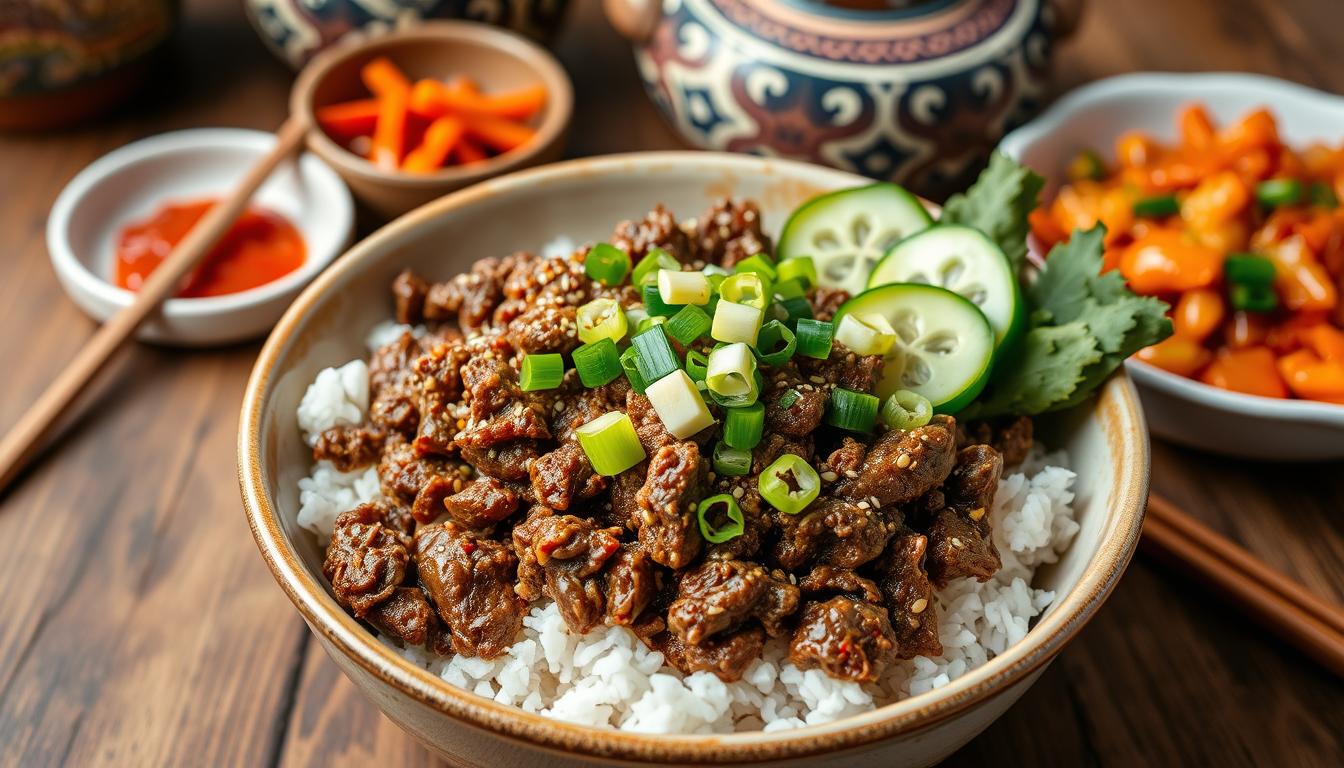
left=291, top=22, right=573, bottom=220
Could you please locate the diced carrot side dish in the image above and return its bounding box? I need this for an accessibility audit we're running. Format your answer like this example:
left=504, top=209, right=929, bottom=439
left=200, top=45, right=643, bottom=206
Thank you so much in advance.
left=315, top=58, right=546, bottom=174
left=1036, top=104, right=1344, bottom=403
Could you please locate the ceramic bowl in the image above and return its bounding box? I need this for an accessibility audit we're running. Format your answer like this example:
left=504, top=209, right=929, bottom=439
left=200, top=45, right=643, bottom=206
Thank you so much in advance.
left=239, top=152, right=1149, bottom=766
left=246, top=0, right=571, bottom=70
left=291, top=22, right=574, bottom=220
left=1000, top=72, right=1344, bottom=461
left=608, top=0, right=1083, bottom=198
left=47, top=128, right=353, bottom=346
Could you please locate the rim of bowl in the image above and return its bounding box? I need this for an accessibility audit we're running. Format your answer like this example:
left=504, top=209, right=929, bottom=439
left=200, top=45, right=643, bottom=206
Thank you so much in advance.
left=238, top=152, right=1150, bottom=763
left=291, top=21, right=574, bottom=188
left=1000, top=71, right=1344, bottom=426
left=46, top=127, right=354, bottom=318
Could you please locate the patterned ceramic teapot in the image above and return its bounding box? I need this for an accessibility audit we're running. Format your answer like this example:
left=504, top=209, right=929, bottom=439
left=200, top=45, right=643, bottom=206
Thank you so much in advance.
left=606, top=0, right=1081, bottom=197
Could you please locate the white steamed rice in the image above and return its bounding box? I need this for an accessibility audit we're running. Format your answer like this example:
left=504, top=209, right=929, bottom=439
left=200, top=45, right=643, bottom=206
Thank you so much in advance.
left=294, top=320, right=1080, bottom=734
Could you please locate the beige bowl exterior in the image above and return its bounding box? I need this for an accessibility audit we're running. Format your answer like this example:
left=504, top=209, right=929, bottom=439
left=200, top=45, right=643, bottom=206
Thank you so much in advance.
left=291, top=22, right=573, bottom=220
left=239, top=152, right=1150, bottom=766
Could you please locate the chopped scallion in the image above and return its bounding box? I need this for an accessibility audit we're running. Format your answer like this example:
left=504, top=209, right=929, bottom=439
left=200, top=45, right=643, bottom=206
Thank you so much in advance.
left=776, top=389, right=800, bottom=409
left=573, top=338, right=622, bottom=387
left=753, top=319, right=796, bottom=367
left=577, top=298, right=629, bottom=344
left=619, top=346, right=648, bottom=394
left=576, top=411, right=646, bottom=476
left=644, top=369, right=715, bottom=439
left=881, top=389, right=933, bottom=430
left=835, top=312, right=897, bottom=356
left=631, top=325, right=681, bottom=383
left=773, top=278, right=807, bottom=300
left=706, top=342, right=760, bottom=407
left=825, top=387, right=879, bottom=432
left=519, top=353, right=564, bottom=391
left=723, top=401, right=764, bottom=450
left=585, top=242, right=632, bottom=286
left=795, top=318, right=834, bottom=359
left=643, top=283, right=683, bottom=318
left=665, top=304, right=712, bottom=346
left=685, top=349, right=709, bottom=384
left=696, top=493, right=745, bottom=543
left=1224, top=253, right=1276, bottom=287
left=1132, top=194, right=1180, bottom=218
left=631, top=246, right=679, bottom=287
left=758, top=454, right=820, bottom=515
left=1309, top=180, right=1339, bottom=209
left=718, top=273, right=770, bottom=309
left=658, top=269, right=712, bottom=306
left=733, top=253, right=777, bottom=282
left=712, top=442, right=752, bottom=477
left=710, top=300, right=763, bottom=345
left=775, top=256, right=816, bottom=289
left=776, top=296, right=814, bottom=329
left=1229, top=282, right=1277, bottom=312
left=1256, top=178, right=1303, bottom=208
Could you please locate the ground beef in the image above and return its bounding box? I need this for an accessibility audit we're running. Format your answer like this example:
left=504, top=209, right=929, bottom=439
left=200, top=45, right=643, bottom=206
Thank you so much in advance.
left=443, top=476, right=520, bottom=529
left=312, top=425, right=385, bottom=471
left=411, top=341, right=471, bottom=455
left=604, top=544, right=657, bottom=626
left=657, top=625, right=765, bottom=683
left=368, top=332, right=423, bottom=437
left=607, top=461, right=647, bottom=531
left=821, top=438, right=867, bottom=484
left=634, top=442, right=704, bottom=569
left=513, top=509, right=623, bottom=633
left=875, top=530, right=942, bottom=659
left=666, top=559, right=800, bottom=644
left=366, top=586, right=437, bottom=648
left=772, top=498, right=898, bottom=571
left=610, top=204, right=693, bottom=263
left=627, top=391, right=677, bottom=455
left=458, top=441, right=541, bottom=483
left=415, top=522, right=524, bottom=658
left=944, top=445, right=1003, bottom=512
left=530, top=441, right=606, bottom=511
left=378, top=436, right=454, bottom=506
left=695, top=198, right=771, bottom=268
left=703, top=478, right=768, bottom=560
left=762, top=363, right=827, bottom=438
left=798, top=565, right=883, bottom=604
left=788, top=596, right=897, bottom=683
left=507, top=304, right=580, bottom=354
left=425, top=251, right=531, bottom=329
left=797, top=342, right=884, bottom=392
left=958, top=415, right=1034, bottom=467
left=809, top=287, right=849, bottom=322
left=392, top=269, right=428, bottom=325
left=322, top=503, right=410, bottom=617
left=925, top=509, right=1002, bottom=587
left=552, top=379, right=630, bottom=444
left=836, top=416, right=957, bottom=507
left=751, top=432, right=814, bottom=474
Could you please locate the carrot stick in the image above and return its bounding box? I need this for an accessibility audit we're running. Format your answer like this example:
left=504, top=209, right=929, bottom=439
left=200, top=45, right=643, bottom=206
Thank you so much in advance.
left=370, top=87, right=409, bottom=171
left=362, top=56, right=410, bottom=97
left=462, top=113, right=535, bottom=153
left=409, top=79, right=447, bottom=117
left=316, top=98, right=379, bottom=139
left=410, top=79, right=546, bottom=121
left=454, top=138, right=488, bottom=165
left=403, top=116, right=465, bottom=173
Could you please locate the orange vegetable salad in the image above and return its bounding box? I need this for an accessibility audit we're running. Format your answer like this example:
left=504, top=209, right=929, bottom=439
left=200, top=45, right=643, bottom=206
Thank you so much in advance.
left=316, top=57, right=546, bottom=174
left=1032, top=105, right=1344, bottom=404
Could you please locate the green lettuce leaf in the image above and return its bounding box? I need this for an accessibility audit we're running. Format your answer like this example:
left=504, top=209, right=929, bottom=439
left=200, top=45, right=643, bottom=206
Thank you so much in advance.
left=941, top=151, right=1045, bottom=272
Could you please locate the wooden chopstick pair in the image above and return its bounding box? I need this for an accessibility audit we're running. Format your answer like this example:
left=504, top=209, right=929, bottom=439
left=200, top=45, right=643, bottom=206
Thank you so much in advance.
left=1143, top=493, right=1344, bottom=677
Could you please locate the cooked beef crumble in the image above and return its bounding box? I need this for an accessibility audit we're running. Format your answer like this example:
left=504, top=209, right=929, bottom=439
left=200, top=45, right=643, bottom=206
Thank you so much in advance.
left=313, top=199, right=1017, bottom=683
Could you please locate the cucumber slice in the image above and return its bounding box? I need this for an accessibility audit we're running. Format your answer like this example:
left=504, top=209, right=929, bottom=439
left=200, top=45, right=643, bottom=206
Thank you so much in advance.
left=834, top=284, right=995, bottom=413
left=776, top=184, right=933, bottom=296
left=868, top=225, right=1024, bottom=350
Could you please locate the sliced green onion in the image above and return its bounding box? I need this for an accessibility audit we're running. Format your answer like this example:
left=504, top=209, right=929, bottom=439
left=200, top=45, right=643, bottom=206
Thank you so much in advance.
left=753, top=319, right=796, bottom=367
left=776, top=389, right=800, bottom=409
left=576, top=411, right=646, bottom=476
left=631, top=325, right=681, bottom=384
left=835, top=312, right=897, bottom=356
left=631, top=246, right=679, bottom=287
left=712, top=442, right=752, bottom=477
left=702, top=264, right=731, bottom=278
left=775, top=257, right=816, bottom=290
left=1132, top=194, right=1179, bottom=218
left=706, top=342, right=759, bottom=407
left=825, top=387, right=879, bottom=433
left=585, top=242, right=631, bottom=286
left=881, top=389, right=933, bottom=430
left=1067, top=149, right=1106, bottom=182
left=776, top=296, right=814, bottom=329
left=718, top=273, right=770, bottom=309
left=1309, top=180, right=1339, bottom=209
left=1229, top=282, right=1278, bottom=313
left=665, top=304, right=712, bottom=346
left=1224, top=253, right=1276, bottom=287
left=685, top=348, right=709, bottom=385
left=723, top=401, right=764, bottom=450
left=710, top=300, right=763, bottom=345
left=520, top=353, right=564, bottom=391
left=573, top=338, right=622, bottom=387
left=795, top=318, right=834, bottom=359
left=624, top=306, right=650, bottom=328
left=577, top=298, right=629, bottom=344
left=733, top=253, right=778, bottom=282
left=644, top=369, right=715, bottom=438
left=620, top=346, right=648, bottom=394
left=635, top=315, right=667, bottom=334
left=658, top=269, right=711, bottom=306
left=696, top=493, right=745, bottom=543
left=758, top=454, right=820, bottom=515
left=643, top=283, right=683, bottom=318
left=773, top=278, right=807, bottom=300
left=1256, top=178, right=1303, bottom=208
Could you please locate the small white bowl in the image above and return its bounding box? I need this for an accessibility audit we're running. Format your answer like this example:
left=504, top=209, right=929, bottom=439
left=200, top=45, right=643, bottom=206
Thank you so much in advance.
left=48, top=128, right=354, bottom=346
left=1001, top=72, right=1344, bottom=461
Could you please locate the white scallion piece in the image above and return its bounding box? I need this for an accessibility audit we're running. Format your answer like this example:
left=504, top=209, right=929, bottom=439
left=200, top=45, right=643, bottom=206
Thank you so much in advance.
left=657, top=269, right=711, bottom=305
left=644, top=370, right=714, bottom=438
left=710, top=299, right=763, bottom=345
left=835, top=312, right=897, bottom=356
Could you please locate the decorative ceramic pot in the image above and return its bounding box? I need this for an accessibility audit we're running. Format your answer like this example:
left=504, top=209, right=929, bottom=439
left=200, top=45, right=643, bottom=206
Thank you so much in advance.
left=0, top=0, right=178, bottom=130
left=606, top=0, right=1081, bottom=197
left=246, top=0, right=572, bottom=70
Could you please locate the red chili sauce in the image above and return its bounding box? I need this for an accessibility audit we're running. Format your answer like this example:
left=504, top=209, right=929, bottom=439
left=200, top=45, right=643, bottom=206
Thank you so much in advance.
left=114, top=199, right=306, bottom=298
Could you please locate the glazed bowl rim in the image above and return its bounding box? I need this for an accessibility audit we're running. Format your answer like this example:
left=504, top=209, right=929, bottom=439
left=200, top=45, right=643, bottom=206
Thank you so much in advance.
left=1000, top=70, right=1344, bottom=428
left=46, top=127, right=353, bottom=318
left=290, top=20, right=575, bottom=189
left=238, top=151, right=1149, bottom=762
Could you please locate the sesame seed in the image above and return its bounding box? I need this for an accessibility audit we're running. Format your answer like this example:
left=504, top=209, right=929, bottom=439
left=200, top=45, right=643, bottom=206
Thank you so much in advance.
left=732, top=487, right=745, bottom=499
left=969, top=507, right=986, bottom=521
left=809, top=375, right=825, bottom=384
left=896, top=454, right=911, bottom=469
left=857, top=501, right=870, bottom=510
left=820, top=471, right=838, bottom=482
left=844, top=470, right=859, bottom=479
left=910, top=598, right=928, bottom=614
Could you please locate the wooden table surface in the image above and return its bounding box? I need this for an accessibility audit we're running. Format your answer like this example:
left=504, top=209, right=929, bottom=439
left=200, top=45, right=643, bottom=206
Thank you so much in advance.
left=2, top=0, right=1342, bottom=765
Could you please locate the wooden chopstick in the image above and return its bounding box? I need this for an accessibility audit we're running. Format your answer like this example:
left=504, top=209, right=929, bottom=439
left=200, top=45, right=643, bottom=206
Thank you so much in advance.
left=1142, top=493, right=1344, bottom=677
left=0, top=117, right=308, bottom=494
